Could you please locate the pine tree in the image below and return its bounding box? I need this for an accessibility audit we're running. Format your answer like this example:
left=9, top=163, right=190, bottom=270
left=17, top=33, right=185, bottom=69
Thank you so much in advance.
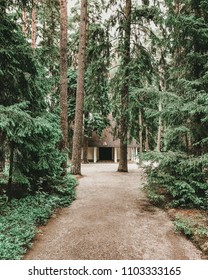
left=71, top=0, right=88, bottom=175
left=117, top=0, right=131, bottom=172
left=146, top=0, right=208, bottom=209
left=0, top=6, right=74, bottom=200
left=31, top=0, right=37, bottom=49
left=59, top=0, right=68, bottom=173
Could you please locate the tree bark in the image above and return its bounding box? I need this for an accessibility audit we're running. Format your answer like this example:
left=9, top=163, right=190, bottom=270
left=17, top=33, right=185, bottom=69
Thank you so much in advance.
left=0, top=132, right=5, bottom=172
left=118, top=0, right=131, bottom=172
left=83, top=111, right=89, bottom=164
left=139, top=109, right=143, bottom=164
left=145, top=125, right=149, bottom=152
left=7, top=142, right=14, bottom=201
left=71, top=0, right=87, bottom=175
left=59, top=0, right=68, bottom=173
left=157, top=98, right=162, bottom=152
left=22, top=4, right=27, bottom=35
left=31, top=0, right=37, bottom=49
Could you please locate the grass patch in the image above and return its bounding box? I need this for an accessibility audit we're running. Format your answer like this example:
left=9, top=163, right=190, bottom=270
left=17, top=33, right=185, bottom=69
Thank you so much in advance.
left=0, top=178, right=76, bottom=260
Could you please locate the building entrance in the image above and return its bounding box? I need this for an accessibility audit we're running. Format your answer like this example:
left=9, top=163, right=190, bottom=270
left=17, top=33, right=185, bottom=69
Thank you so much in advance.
left=99, top=147, right=113, bottom=161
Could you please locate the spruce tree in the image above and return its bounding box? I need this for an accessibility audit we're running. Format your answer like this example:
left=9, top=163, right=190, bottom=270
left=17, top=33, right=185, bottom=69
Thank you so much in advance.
left=146, top=0, right=208, bottom=209
left=71, top=0, right=88, bottom=175
left=59, top=0, right=68, bottom=173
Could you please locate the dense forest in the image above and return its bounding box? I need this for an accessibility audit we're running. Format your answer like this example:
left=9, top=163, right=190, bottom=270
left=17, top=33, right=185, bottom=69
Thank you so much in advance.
left=0, top=0, right=208, bottom=259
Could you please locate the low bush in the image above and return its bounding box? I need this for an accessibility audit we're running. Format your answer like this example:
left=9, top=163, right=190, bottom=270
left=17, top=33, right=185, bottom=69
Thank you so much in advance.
left=144, top=185, right=166, bottom=208
left=142, top=151, right=208, bottom=209
left=0, top=176, right=76, bottom=260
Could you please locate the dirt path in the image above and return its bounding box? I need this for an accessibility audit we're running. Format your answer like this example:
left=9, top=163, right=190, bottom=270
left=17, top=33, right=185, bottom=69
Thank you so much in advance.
left=24, top=163, right=202, bottom=260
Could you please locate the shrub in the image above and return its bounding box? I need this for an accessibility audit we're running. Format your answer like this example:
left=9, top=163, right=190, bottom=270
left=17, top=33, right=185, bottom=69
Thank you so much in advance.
left=143, top=151, right=208, bottom=209
left=0, top=175, right=76, bottom=260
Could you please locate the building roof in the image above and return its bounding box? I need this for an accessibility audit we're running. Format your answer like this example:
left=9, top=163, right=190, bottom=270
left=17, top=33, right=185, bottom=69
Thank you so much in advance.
left=88, top=126, right=138, bottom=148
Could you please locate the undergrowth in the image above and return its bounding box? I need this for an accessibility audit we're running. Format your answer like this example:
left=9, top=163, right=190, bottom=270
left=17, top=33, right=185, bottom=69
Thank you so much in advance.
left=141, top=152, right=208, bottom=256
left=144, top=185, right=166, bottom=208
left=0, top=177, right=76, bottom=260
left=174, top=216, right=208, bottom=239
left=141, top=151, right=208, bottom=209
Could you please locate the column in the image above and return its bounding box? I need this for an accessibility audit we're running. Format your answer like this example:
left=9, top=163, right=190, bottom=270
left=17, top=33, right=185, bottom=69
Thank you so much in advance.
left=93, top=147, right=97, bottom=163
left=135, top=147, right=138, bottom=161
left=130, top=147, right=133, bottom=161
left=114, top=147, right=117, bottom=163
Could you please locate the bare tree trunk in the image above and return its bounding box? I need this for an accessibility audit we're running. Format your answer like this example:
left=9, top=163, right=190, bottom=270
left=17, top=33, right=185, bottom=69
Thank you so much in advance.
left=139, top=110, right=143, bottom=154
left=187, top=133, right=192, bottom=152
left=71, top=0, right=88, bottom=175
left=139, top=109, right=143, bottom=164
left=83, top=111, right=89, bottom=163
left=22, top=5, right=27, bottom=35
left=59, top=0, right=68, bottom=173
left=118, top=0, right=131, bottom=172
left=7, top=142, right=14, bottom=201
left=31, top=0, right=37, bottom=49
left=145, top=125, right=149, bottom=152
left=157, top=98, right=162, bottom=152
left=0, top=132, right=5, bottom=172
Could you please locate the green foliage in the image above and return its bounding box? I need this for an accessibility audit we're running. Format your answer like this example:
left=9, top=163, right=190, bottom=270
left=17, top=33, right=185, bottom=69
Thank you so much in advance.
left=145, top=152, right=208, bottom=209
left=128, top=86, right=159, bottom=146
left=0, top=102, right=70, bottom=194
left=144, top=185, right=165, bottom=207
left=84, top=21, right=111, bottom=138
left=110, top=0, right=160, bottom=145
left=84, top=113, right=110, bottom=137
left=68, top=6, right=111, bottom=143
left=0, top=14, right=46, bottom=112
left=174, top=217, right=194, bottom=236
left=85, top=22, right=111, bottom=115
left=197, top=226, right=208, bottom=237
left=144, top=0, right=208, bottom=212
left=174, top=216, right=208, bottom=238
left=0, top=11, right=73, bottom=198
left=0, top=180, right=75, bottom=260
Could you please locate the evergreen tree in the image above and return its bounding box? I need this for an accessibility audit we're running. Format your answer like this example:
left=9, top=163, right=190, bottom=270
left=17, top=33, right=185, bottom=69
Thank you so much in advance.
left=83, top=1, right=111, bottom=163
left=59, top=0, right=69, bottom=173
left=117, top=0, right=132, bottom=172
left=146, top=0, right=208, bottom=209
left=0, top=7, right=73, bottom=199
left=71, top=0, right=88, bottom=175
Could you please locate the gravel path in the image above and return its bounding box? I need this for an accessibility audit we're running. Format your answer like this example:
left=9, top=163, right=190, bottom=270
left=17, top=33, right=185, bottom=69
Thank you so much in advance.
left=24, top=163, right=202, bottom=260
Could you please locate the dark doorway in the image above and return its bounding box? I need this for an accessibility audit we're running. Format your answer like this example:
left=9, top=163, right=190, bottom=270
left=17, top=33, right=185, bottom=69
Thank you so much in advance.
left=99, top=147, right=113, bottom=161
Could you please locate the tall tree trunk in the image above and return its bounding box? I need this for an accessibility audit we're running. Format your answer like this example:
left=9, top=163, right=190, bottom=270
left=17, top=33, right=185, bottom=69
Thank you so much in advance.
left=145, top=125, right=149, bottom=152
left=0, top=132, right=5, bottom=172
left=71, top=0, right=88, bottom=175
left=7, top=142, right=14, bottom=201
left=83, top=111, right=89, bottom=164
left=59, top=0, right=68, bottom=173
left=22, top=5, right=27, bottom=35
left=157, top=98, right=162, bottom=152
left=31, top=0, right=37, bottom=49
left=118, top=0, right=131, bottom=172
left=139, top=109, right=143, bottom=164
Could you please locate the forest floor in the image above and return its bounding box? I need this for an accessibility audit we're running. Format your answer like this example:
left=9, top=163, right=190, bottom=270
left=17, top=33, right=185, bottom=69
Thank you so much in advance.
left=24, top=163, right=203, bottom=260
